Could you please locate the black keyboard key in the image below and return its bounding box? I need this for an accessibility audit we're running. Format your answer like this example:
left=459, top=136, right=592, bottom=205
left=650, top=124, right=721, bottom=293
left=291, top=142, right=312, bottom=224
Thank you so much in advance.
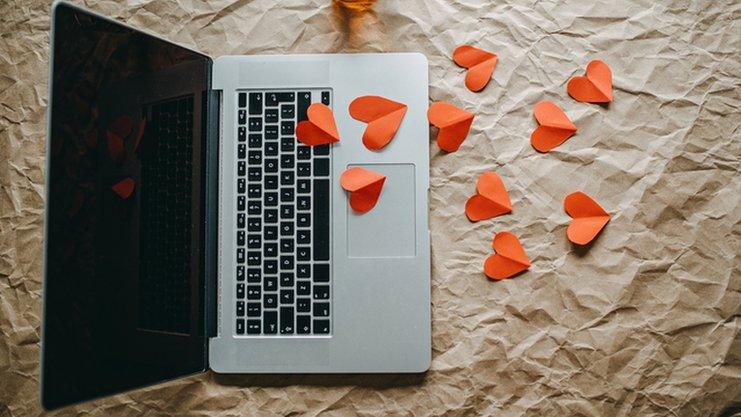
left=280, top=239, right=294, bottom=253
left=297, top=297, right=311, bottom=312
left=321, top=91, right=330, bottom=105
left=281, top=205, right=294, bottom=219
left=264, top=276, right=277, bottom=291
left=281, top=188, right=295, bottom=203
left=280, top=289, right=294, bottom=304
left=248, top=117, right=262, bottom=132
left=281, top=272, right=294, bottom=287
left=297, top=179, right=310, bottom=194
left=248, top=151, right=262, bottom=165
left=266, top=92, right=295, bottom=106
left=297, top=162, right=311, bottom=177
left=281, top=104, right=295, bottom=119
left=297, top=229, right=310, bottom=244
left=314, top=144, right=330, bottom=156
left=237, top=231, right=245, bottom=246
left=265, top=158, right=278, bottom=173
left=264, top=226, right=278, bottom=240
left=281, top=154, right=294, bottom=170
left=238, top=144, right=246, bottom=159
left=237, top=266, right=245, bottom=281
left=264, top=259, right=278, bottom=274
left=297, top=264, right=310, bottom=278
left=280, top=222, right=294, bottom=236
left=247, top=320, right=261, bottom=334
left=281, top=171, right=294, bottom=186
left=248, top=183, right=261, bottom=199
left=314, top=303, right=329, bottom=317
left=265, top=192, right=278, bottom=207
left=297, top=196, right=311, bottom=211
left=265, top=208, right=278, bottom=224
left=297, top=213, right=311, bottom=227
left=313, top=319, right=330, bottom=334
left=297, top=281, right=310, bottom=296
left=280, top=255, right=294, bottom=270
left=297, top=145, right=311, bottom=160
left=265, top=125, right=279, bottom=139
left=236, top=319, right=245, bottom=334
left=248, top=133, right=261, bottom=148
left=237, top=248, right=245, bottom=263
left=281, top=121, right=294, bottom=136
left=264, top=293, right=278, bottom=309
left=238, top=161, right=246, bottom=177
left=313, top=285, right=330, bottom=300
left=238, top=92, right=247, bottom=108
left=238, top=110, right=247, bottom=125
left=247, top=251, right=260, bottom=266
left=314, top=263, right=330, bottom=282
left=281, top=136, right=295, bottom=152
left=313, top=179, right=330, bottom=261
left=247, top=302, right=261, bottom=317
left=238, top=127, right=246, bottom=142
left=297, top=91, right=311, bottom=121
left=247, top=234, right=261, bottom=249
left=238, top=179, right=246, bottom=194
left=248, top=167, right=261, bottom=182
left=264, top=242, right=277, bottom=257
left=265, top=141, right=279, bottom=156
left=236, top=301, right=245, bottom=316
left=314, top=158, right=330, bottom=176
left=297, top=246, right=310, bottom=261
left=247, top=268, right=260, bottom=282
left=248, top=92, right=262, bottom=114
left=297, top=315, right=311, bottom=334
left=248, top=200, right=261, bottom=215
left=264, top=311, right=278, bottom=334
left=265, top=175, right=278, bottom=190
left=247, top=285, right=261, bottom=300
left=237, top=213, right=246, bottom=228
left=280, top=307, right=294, bottom=334
left=265, top=108, right=279, bottom=123
left=236, top=283, right=245, bottom=298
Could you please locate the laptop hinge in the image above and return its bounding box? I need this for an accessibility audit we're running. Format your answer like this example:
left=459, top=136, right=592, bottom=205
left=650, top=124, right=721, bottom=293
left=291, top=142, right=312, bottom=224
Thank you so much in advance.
left=204, top=86, right=221, bottom=339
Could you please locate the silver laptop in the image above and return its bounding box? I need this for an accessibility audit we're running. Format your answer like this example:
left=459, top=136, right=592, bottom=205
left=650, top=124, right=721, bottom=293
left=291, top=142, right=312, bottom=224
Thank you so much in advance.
left=41, top=0, right=430, bottom=409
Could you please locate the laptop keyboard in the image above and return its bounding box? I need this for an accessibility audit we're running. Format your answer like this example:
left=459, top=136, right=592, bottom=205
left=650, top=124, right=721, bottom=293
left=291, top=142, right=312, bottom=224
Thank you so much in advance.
left=234, top=89, right=331, bottom=336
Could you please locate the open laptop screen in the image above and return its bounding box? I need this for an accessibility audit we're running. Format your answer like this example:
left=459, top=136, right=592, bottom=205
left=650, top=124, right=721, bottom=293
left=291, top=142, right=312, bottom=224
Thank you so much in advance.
left=43, top=3, right=211, bottom=409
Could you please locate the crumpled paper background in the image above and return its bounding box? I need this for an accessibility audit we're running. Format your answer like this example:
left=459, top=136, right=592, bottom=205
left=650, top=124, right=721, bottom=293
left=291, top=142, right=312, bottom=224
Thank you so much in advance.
left=1, top=0, right=739, bottom=415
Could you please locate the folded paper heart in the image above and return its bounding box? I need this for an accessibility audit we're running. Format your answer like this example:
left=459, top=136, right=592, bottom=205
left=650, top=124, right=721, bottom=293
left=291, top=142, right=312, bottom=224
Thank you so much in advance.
left=108, top=115, right=134, bottom=138
left=484, top=231, right=530, bottom=280
left=564, top=191, right=610, bottom=245
left=465, top=171, right=512, bottom=221
left=531, top=101, right=577, bottom=152
left=107, top=131, right=124, bottom=163
left=111, top=177, right=135, bottom=199
left=567, top=60, right=613, bottom=103
left=453, top=45, right=498, bottom=92
left=296, top=103, right=340, bottom=146
left=339, top=167, right=386, bottom=213
left=427, top=102, right=474, bottom=153
left=349, top=95, right=407, bottom=150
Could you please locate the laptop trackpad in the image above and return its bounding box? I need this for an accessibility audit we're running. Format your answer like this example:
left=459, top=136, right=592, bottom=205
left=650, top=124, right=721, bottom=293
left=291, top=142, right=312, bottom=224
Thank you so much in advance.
left=346, top=163, right=416, bottom=258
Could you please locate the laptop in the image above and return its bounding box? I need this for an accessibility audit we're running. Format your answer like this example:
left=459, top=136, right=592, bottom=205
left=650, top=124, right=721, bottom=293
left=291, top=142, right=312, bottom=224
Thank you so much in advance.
left=41, top=1, right=430, bottom=410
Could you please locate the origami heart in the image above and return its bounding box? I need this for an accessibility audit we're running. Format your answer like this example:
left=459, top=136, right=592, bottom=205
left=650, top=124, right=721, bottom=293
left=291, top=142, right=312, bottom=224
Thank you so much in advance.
left=484, top=231, right=530, bottom=280
left=108, top=115, right=134, bottom=138
left=567, top=60, right=612, bottom=103
left=111, top=177, right=135, bottom=199
left=340, top=167, right=386, bottom=213
left=465, top=171, right=512, bottom=221
left=453, top=45, right=498, bottom=92
left=349, top=95, right=407, bottom=150
left=107, top=131, right=125, bottom=163
left=296, top=103, right=340, bottom=146
left=530, top=101, right=577, bottom=152
left=427, top=102, right=474, bottom=153
left=564, top=191, right=610, bottom=245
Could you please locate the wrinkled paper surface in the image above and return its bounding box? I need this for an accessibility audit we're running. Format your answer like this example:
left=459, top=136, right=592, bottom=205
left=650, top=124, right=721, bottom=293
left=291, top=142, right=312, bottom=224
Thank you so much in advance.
left=1, top=0, right=740, bottom=415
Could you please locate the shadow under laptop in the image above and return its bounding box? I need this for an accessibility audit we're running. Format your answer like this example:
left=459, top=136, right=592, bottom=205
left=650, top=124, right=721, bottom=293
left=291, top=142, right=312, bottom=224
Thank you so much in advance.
left=210, top=371, right=427, bottom=388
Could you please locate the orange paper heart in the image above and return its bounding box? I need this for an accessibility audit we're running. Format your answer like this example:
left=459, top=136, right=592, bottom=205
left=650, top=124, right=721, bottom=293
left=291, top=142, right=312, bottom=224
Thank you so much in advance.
left=465, top=171, right=512, bottom=221
left=427, top=102, right=474, bottom=153
left=111, top=177, right=135, bottom=199
left=531, top=101, right=577, bottom=152
left=340, top=167, right=386, bottom=213
left=296, top=103, right=340, bottom=146
left=564, top=191, right=610, bottom=245
left=349, top=95, right=407, bottom=150
left=484, top=231, right=530, bottom=280
left=108, top=115, right=133, bottom=138
left=106, top=131, right=124, bottom=163
left=567, top=60, right=613, bottom=103
left=453, top=45, right=498, bottom=92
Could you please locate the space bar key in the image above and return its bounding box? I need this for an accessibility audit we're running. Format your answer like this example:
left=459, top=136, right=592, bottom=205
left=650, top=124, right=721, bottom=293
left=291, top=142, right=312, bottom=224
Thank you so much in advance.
left=313, top=179, right=330, bottom=261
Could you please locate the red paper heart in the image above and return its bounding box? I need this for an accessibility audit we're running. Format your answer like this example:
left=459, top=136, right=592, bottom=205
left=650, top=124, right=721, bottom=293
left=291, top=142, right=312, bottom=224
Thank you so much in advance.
left=465, top=171, right=512, bottom=221
left=296, top=103, right=340, bottom=146
left=484, top=231, right=530, bottom=280
left=427, top=102, right=474, bottom=153
left=567, top=60, right=613, bottom=103
left=349, top=96, right=407, bottom=150
left=564, top=191, right=610, bottom=245
left=111, top=177, right=136, bottom=199
left=530, top=101, right=577, bottom=152
left=340, top=167, right=386, bottom=213
left=453, top=45, right=498, bottom=92
left=107, top=131, right=125, bottom=163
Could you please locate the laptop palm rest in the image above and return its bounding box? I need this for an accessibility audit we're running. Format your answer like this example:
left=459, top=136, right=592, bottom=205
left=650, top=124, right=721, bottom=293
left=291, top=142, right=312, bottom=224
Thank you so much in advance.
left=347, top=163, right=416, bottom=258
